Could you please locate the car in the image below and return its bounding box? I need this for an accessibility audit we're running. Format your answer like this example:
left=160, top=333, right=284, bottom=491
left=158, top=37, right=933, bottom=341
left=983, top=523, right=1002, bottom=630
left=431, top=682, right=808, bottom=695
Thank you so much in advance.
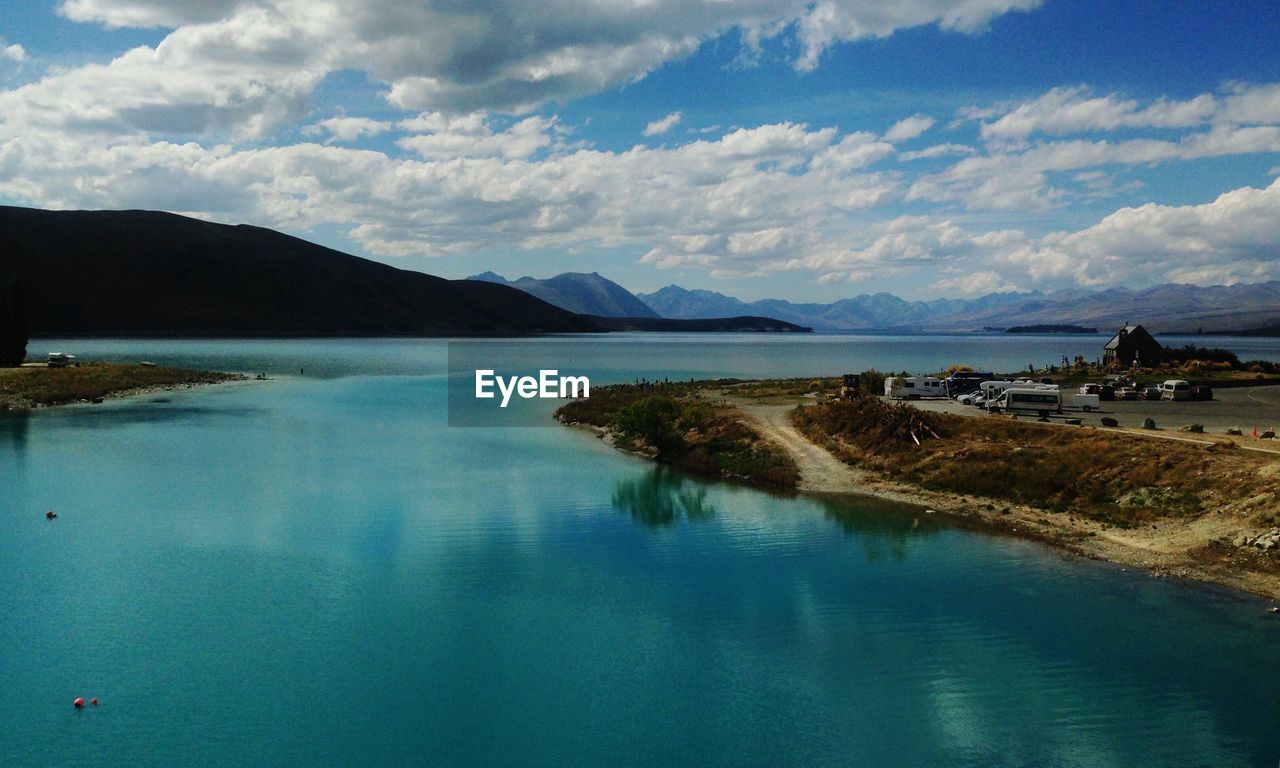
left=1079, top=383, right=1101, bottom=396
left=1117, top=387, right=1141, bottom=401
left=1190, top=384, right=1213, bottom=401
left=1142, top=386, right=1161, bottom=400
left=1098, top=384, right=1115, bottom=401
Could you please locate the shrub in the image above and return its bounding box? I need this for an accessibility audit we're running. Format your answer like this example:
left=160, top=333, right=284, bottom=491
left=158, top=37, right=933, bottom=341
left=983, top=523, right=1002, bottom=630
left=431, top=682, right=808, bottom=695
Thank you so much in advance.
left=615, top=395, right=685, bottom=457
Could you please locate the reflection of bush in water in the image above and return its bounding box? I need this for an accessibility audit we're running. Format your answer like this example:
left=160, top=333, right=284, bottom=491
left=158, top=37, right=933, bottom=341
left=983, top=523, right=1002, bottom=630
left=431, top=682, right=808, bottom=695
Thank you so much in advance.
left=612, top=469, right=716, bottom=528
left=815, top=496, right=941, bottom=563
left=0, top=409, right=29, bottom=449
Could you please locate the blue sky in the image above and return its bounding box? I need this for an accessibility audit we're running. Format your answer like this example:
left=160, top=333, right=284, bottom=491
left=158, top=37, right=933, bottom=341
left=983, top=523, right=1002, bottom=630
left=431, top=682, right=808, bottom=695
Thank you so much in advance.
left=1, top=0, right=1278, bottom=301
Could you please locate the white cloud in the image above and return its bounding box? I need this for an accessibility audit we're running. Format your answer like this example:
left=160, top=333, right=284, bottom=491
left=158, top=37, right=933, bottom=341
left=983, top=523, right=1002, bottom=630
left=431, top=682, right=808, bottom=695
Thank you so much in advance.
left=34, top=0, right=1043, bottom=128
left=883, top=115, right=934, bottom=142
left=1023, top=176, right=1280, bottom=287
left=752, top=177, right=1280, bottom=291
left=899, top=143, right=975, bottom=161
left=395, top=114, right=560, bottom=160
left=907, top=119, right=1280, bottom=210
left=643, top=111, right=682, bottom=137
left=932, top=270, right=1023, bottom=297
left=787, top=0, right=1042, bottom=70
left=975, top=86, right=1216, bottom=141
left=3, top=44, right=27, bottom=62
left=306, top=116, right=392, bottom=143
left=1219, top=82, right=1280, bottom=125
left=58, top=0, right=243, bottom=28
left=0, top=119, right=899, bottom=268
left=0, top=8, right=324, bottom=139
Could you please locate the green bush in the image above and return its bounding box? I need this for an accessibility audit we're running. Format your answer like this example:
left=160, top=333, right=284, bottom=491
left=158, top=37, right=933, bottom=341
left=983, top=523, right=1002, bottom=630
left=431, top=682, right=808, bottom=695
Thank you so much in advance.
left=615, top=395, right=685, bottom=457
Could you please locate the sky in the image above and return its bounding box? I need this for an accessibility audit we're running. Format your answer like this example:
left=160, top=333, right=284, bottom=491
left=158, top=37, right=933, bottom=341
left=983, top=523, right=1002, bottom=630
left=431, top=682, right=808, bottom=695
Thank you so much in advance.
left=0, top=1, right=1278, bottom=302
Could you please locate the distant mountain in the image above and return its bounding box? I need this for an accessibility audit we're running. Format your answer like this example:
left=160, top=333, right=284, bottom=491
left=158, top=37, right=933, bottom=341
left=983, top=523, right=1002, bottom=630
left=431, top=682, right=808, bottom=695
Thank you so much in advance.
left=639, top=285, right=752, bottom=318
left=638, top=282, right=1280, bottom=333
left=586, top=315, right=810, bottom=333
left=956, top=283, right=1280, bottom=334
left=639, top=285, right=1036, bottom=331
left=0, top=206, right=599, bottom=336
left=470, top=271, right=659, bottom=318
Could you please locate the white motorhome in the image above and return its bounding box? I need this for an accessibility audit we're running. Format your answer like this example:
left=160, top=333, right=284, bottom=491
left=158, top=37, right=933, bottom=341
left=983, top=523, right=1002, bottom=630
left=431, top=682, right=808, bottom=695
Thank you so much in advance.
left=991, top=387, right=1063, bottom=415
left=884, top=376, right=946, bottom=399
left=980, top=379, right=1056, bottom=398
left=47, top=352, right=76, bottom=368
left=1160, top=379, right=1191, bottom=401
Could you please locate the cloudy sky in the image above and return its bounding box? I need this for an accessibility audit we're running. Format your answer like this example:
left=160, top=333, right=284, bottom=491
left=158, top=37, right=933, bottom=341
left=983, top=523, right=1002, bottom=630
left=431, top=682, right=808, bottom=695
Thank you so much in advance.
left=1, top=0, right=1278, bottom=301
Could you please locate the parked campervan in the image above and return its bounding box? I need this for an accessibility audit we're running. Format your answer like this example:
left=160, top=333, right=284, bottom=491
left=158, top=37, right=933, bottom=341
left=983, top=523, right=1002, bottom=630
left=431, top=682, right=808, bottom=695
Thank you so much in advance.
left=1160, top=380, right=1191, bottom=401
left=979, top=379, right=1055, bottom=400
left=884, top=376, right=946, bottom=399
left=992, top=388, right=1062, bottom=415
left=979, top=380, right=1018, bottom=399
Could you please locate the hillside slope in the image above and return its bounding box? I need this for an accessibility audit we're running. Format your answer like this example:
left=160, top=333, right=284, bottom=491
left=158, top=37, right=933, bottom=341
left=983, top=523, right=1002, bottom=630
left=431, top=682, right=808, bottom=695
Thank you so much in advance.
left=0, top=207, right=599, bottom=336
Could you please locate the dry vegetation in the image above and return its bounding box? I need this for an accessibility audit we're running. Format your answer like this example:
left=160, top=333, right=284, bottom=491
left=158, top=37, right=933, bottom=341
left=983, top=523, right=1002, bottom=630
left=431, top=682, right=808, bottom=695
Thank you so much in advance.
left=0, top=362, right=245, bottom=409
left=792, top=396, right=1280, bottom=530
left=556, top=382, right=799, bottom=489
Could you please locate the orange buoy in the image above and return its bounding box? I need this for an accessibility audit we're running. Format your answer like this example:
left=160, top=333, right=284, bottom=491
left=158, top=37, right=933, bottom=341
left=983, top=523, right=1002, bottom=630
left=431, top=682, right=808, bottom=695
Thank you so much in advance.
left=90, top=698, right=98, bottom=707
left=73, top=698, right=85, bottom=709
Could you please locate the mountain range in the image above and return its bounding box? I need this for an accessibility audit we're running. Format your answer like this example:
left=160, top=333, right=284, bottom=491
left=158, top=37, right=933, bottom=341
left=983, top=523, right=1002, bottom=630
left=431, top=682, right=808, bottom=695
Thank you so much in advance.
left=480, top=271, right=1280, bottom=333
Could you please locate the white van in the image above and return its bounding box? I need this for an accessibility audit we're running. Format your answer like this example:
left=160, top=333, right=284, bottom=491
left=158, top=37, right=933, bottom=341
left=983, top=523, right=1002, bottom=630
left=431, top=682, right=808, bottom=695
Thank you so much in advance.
left=1160, top=380, right=1191, bottom=401
left=884, top=376, right=946, bottom=399
left=1072, top=393, right=1100, bottom=412
left=992, top=388, right=1062, bottom=415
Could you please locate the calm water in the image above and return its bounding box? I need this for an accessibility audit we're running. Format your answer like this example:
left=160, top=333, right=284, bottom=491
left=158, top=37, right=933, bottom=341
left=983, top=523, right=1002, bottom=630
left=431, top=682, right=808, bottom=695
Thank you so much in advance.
left=3, top=337, right=1280, bottom=767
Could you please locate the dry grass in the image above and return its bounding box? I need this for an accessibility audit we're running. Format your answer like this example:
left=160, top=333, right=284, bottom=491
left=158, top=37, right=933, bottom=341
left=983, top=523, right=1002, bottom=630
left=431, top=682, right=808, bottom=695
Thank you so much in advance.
left=793, top=397, right=1280, bottom=528
left=0, top=362, right=244, bottom=409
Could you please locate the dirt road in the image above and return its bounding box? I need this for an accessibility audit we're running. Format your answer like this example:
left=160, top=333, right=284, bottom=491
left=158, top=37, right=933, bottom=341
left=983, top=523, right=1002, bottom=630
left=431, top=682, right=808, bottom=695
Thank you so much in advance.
left=734, top=401, right=864, bottom=493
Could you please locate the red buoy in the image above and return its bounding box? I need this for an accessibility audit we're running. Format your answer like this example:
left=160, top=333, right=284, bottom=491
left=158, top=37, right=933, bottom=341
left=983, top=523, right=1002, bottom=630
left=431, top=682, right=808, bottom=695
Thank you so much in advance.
left=73, top=698, right=85, bottom=709
left=90, top=698, right=98, bottom=707
left=46, top=510, right=57, bottom=519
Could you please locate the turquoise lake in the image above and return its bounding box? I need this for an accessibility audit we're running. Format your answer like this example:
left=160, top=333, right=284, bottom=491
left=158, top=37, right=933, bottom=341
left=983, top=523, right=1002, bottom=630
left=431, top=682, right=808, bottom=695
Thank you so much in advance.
left=3, top=336, right=1280, bottom=767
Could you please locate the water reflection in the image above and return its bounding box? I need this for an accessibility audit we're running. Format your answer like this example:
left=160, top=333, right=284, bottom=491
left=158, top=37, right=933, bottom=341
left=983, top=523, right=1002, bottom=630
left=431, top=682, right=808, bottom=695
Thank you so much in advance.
left=0, top=410, right=30, bottom=451
left=612, top=469, right=716, bottom=528
left=815, top=495, right=942, bottom=563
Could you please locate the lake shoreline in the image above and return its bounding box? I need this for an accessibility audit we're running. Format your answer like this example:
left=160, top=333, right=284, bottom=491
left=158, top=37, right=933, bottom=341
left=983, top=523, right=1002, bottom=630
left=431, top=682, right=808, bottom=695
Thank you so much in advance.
left=560, top=378, right=1280, bottom=602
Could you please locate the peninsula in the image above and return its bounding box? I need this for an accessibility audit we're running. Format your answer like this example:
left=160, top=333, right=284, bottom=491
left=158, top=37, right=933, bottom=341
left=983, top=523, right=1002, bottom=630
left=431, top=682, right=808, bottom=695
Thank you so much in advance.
left=559, top=375, right=1280, bottom=599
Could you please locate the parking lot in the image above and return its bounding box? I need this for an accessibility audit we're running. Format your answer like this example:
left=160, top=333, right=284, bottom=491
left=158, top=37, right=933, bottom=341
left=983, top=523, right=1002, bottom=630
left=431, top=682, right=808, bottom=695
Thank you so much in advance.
left=906, top=383, right=1280, bottom=438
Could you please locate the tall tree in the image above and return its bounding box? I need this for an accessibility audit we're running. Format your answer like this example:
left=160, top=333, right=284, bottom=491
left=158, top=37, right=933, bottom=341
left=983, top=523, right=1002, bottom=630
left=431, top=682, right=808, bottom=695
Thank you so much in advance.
left=0, top=272, right=28, bottom=367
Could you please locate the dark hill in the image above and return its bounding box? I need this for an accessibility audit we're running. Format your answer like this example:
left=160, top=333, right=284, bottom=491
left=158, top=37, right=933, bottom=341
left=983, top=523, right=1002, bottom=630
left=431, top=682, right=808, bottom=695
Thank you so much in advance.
left=0, top=207, right=600, bottom=336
